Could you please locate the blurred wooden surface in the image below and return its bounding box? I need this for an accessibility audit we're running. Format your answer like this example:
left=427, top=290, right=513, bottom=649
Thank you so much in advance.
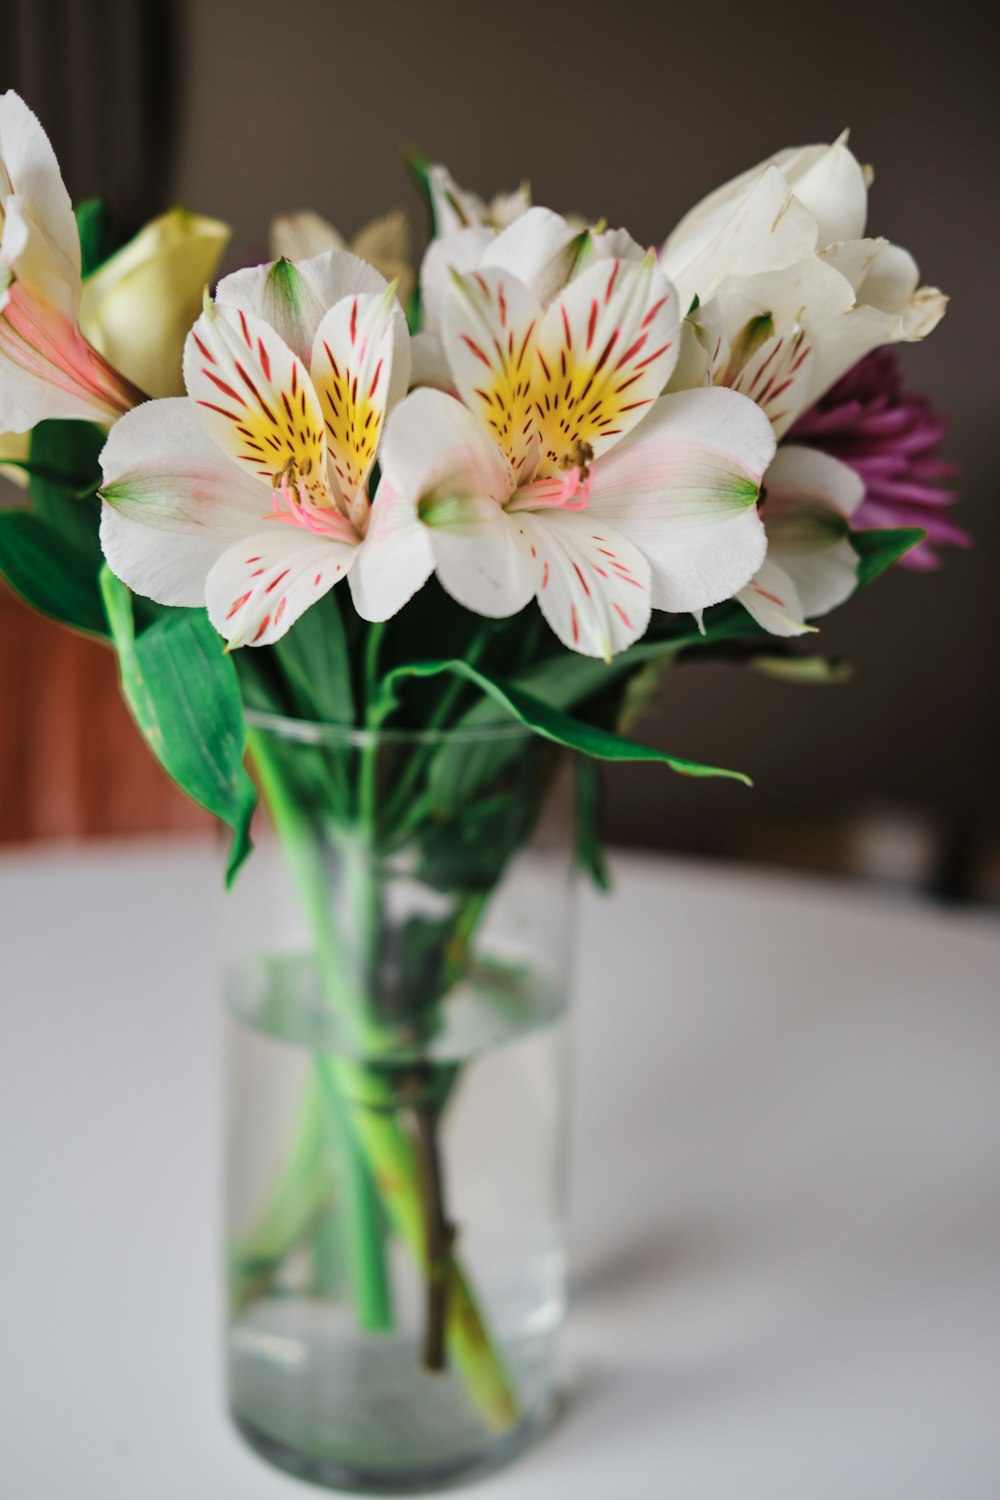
left=0, top=587, right=208, bottom=842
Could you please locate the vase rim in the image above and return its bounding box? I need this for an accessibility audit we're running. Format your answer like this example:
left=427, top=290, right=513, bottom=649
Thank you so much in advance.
left=245, top=708, right=533, bottom=748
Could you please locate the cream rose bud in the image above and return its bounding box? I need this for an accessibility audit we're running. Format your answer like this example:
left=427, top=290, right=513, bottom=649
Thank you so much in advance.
left=80, top=207, right=230, bottom=400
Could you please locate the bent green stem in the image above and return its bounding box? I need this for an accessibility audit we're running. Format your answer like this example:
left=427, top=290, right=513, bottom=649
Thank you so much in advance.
left=245, top=727, right=520, bottom=1432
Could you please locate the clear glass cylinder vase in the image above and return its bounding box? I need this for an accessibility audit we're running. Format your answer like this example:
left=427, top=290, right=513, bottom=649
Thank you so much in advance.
left=223, top=713, right=578, bottom=1493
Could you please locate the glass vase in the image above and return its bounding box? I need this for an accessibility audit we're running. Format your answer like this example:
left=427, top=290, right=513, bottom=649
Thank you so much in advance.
left=223, top=713, right=578, bottom=1493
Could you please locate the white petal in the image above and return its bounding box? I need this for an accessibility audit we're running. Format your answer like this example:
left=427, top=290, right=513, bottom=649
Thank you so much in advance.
left=586, top=387, right=773, bottom=612
left=350, top=478, right=435, bottom=622
left=441, top=265, right=542, bottom=480
left=380, top=386, right=512, bottom=505
left=205, top=527, right=355, bottom=647
left=0, top=90, right=80, bottom=314
left=269, top=211, right=347, bottom=263
left=518, top=509, right=651, bottom=658
left=426, top=164, right=491, bottom=235
left=183, top=298, right=328, bottom=497
left=758, top=445, right=863, bottom=620
left=589, top=227, right=648, bottom=265
left=662, top=165, right=819, bottom=314
left=409, top=330, right=454, bottom=391
left=419, top=225, right=494, bottom=334
left=771, top=134, right=869, bottom=246
left=736, top=557, right=812, bottom=637
left=310, top=287, right=408, bottom=500
left=766, top=444, right=865, bottom=520
left=99, top=396, right=266, bottom=606
left=429, top=494, right=536, bottom=619
left=217, top=250, right=388, bottom=364
left=479, top=207, right=583, bottom=305
left=533, top=254, right=680, bottom=476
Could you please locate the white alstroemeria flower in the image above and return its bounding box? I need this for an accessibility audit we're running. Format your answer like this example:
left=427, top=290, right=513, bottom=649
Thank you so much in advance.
left=737, top=445, right=864, bottom=637
left=0, top=91, right=142, bottom=431
left=425, top=163, right=531, bottom=238
left=100, top=251, right=418, bottom=647
left=660, top=138, right=946, bottom=427
left=377, top=215, right=775, bottom=660
left=270, top=209, right=415, bottom=310
left=79, top=207, right=230, bottom=399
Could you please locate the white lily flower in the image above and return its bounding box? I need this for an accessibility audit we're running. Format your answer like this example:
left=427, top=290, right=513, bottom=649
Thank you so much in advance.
left=661, top=136, right=946, bottom=427
left=736, top=444, right=864, bottom=637
left=270, top=208, right=415, bottom=311
left=376, top=214, right=775, bottom=660
left=0, top=90, right=142, bottom=431
left=100, top=251, right=418, bottom=648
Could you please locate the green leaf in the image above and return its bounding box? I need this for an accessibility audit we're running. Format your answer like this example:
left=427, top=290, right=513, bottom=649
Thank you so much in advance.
left=851, top=527, right=927, bottom=588
left=75, top=199, right=116, bottom=277
left=373, top=658, right=752, bottom=785
left=575, top=758, right=611, bottom=891
left=100, top=568, right=257, bottom=884
left=0, top=420, right=109, bottom=636
left=269, top=592, right=355, bottom=725
left=0, top=510, right=109, bottom=636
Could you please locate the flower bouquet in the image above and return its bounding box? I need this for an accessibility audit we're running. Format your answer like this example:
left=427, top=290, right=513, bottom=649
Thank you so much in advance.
left=0, top=91, right=963, bottom=1493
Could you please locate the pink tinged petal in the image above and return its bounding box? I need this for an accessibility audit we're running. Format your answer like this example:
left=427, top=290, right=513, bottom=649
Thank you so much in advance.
left=310, top=288, right=406, bottom=504
left=532, top=254, right=680, bottom=477
left=442, top=265, right=543, bottom=480
left=518, top=509, right=651, bottom=659
left=0, top=267, right=139, bottom=431
left=183, top=298, right=330, bottom=499
left=478, top=207, right=583, bottom=306
left=586, top=388, right=774, bottom=613
left=349, top=476, right=436, bottom=622
left=0, top=91, right=80, bottom=315
left=205, top=527, right=357, bottom=648
left=736, top=557, right=814, bottom=637
left=99, top=396, right=269, bottom=606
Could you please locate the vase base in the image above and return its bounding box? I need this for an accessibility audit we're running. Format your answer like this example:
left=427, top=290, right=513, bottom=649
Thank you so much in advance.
left=231, top=1395, right=558, bottom=1495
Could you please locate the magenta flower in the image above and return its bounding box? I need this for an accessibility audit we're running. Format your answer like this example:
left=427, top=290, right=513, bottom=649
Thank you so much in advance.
left=790, top=349, right=966, bottom=570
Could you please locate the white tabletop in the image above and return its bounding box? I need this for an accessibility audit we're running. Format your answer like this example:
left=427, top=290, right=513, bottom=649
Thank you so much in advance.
left=2, top=842, right=999, bottom=1499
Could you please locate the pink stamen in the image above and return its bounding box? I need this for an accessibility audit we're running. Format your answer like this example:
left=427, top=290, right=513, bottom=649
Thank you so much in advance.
left=264, top=473, right=360, bottom=543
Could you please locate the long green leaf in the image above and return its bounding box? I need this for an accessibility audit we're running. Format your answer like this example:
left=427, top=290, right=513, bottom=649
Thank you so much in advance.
left=0, top=420, right=110, bottom=636
left=374, top=658, right=751, bottom=785
left=100, top=568, right=257, bottom=884
left=0, top=510, right=109, bottom=636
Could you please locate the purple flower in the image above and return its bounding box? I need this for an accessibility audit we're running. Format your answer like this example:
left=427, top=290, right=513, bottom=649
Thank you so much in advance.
left=790, top=349, right=967, bottom=570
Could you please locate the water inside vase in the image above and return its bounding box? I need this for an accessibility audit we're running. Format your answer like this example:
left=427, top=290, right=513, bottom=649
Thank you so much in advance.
left=225, top=947, right=570, bottom=1491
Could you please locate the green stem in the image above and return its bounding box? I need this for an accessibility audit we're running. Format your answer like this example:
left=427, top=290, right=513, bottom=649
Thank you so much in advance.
left=315, top=1057, right=519, bottom=1431
left=248, top=728, right=393, bottom=1331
